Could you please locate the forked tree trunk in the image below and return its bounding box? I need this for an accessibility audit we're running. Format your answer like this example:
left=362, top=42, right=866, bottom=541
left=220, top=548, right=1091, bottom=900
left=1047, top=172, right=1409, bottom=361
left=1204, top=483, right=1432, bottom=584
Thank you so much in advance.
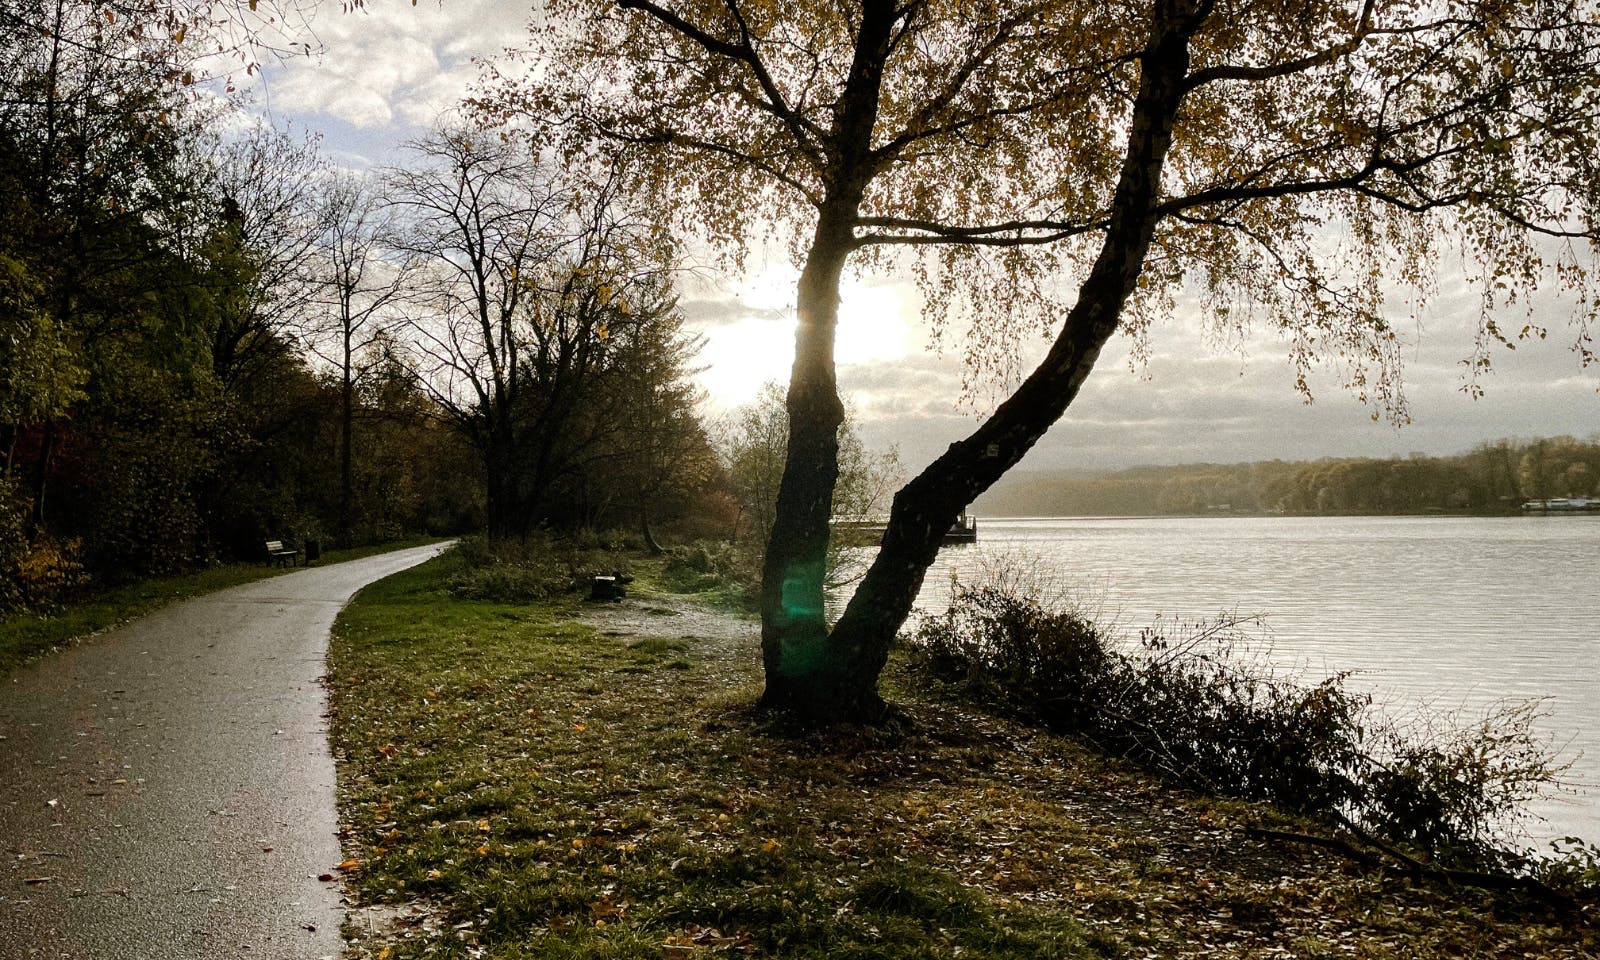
left=756, top=0, right=899, bottom=720
left=765, top=0, right=1205, bottom=724
left=757, top=222, right=849, bottom=714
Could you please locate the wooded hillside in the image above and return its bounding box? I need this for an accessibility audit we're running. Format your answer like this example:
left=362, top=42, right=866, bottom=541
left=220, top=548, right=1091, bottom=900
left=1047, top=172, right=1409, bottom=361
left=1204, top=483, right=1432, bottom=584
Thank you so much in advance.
left=974, top=437, right=1600, bottom=517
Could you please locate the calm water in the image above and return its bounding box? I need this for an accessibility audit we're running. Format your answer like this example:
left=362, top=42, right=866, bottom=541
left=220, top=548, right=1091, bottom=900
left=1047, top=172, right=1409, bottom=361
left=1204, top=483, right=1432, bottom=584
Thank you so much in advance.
left=840, top=515, right=1600, bottom=846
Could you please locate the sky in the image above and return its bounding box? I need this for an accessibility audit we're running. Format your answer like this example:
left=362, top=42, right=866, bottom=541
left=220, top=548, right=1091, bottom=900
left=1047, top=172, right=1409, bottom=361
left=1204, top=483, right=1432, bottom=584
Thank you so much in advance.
left=239, top=0, right=1600, bottom=473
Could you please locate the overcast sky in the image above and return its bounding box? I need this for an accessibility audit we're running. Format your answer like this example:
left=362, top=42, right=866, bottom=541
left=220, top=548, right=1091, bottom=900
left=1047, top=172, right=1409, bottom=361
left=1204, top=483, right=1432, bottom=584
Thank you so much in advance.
left=243, top=0, right=1600, bottom=473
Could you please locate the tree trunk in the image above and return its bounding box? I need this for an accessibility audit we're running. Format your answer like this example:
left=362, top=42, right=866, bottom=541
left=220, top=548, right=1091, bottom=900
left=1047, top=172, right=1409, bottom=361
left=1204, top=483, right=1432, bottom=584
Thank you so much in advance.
left=755, top=0, right=900, bottom=723
left=757, top=223, right=850, bottom=716
left=641, top=510, right=664, bottom=555
left=483, top=426, right=520, bottom=544
left=27, top=424, right=55, bottom=539
left=807, top=0, right=1207, bottom=724
left=339, top=325, right=355, bottom=548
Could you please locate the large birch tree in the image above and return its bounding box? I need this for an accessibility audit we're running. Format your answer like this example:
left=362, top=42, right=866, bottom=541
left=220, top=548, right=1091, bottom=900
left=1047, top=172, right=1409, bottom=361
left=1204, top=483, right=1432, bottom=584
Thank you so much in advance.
left=482, top=0, right=1600, bottom=722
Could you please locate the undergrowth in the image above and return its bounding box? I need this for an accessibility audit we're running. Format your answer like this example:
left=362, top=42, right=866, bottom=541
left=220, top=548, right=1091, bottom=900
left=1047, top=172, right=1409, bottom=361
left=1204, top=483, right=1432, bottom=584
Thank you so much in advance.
left=905, top=580, right=1591, bottom=894
left=659, top=540, right=758, bottom=607
left=444, top=534, right=637, bottom=603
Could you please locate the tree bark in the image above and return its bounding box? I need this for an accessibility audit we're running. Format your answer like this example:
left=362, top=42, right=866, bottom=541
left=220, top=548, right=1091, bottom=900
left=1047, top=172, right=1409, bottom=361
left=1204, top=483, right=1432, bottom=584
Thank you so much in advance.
left=756, top=0, right=899, bottom=722
left=641, top=511, right=664, bottom=555
left=813, top=0, right=1209, bottom=723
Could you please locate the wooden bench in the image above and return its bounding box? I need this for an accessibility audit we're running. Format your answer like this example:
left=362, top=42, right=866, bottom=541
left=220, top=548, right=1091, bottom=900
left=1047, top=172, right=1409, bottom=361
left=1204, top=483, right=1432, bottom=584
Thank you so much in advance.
left=264, top=540, right=300, bottom=568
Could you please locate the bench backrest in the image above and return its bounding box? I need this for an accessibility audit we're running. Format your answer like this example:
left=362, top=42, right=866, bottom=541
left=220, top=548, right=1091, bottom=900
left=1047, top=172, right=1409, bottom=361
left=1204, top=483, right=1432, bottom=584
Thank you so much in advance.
left=265, top=540, right=287, bottom=552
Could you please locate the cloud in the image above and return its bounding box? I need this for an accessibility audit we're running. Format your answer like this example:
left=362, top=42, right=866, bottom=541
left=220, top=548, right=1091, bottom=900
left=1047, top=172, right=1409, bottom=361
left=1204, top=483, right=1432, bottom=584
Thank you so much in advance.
left=680, top=297, right=788, bottom=328
left=253, top=0, right=529, bottom=139
left=240, top=3, right=1599, bottom=473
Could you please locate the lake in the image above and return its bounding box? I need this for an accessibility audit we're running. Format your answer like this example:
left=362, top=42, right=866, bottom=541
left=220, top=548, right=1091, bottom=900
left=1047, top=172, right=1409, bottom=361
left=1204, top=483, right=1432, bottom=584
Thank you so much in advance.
left=837, top=515, right=1600, bottom=847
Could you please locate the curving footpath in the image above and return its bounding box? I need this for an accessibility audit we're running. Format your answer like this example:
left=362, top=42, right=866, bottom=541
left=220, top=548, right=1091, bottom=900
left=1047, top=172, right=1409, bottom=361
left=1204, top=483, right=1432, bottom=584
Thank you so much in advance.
left=0, top=543, right=449, bottom=960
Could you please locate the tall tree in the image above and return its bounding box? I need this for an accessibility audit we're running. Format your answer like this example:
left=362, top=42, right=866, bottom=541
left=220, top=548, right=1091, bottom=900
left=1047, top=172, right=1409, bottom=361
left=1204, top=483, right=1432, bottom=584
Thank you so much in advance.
left=389, top=127, right=684, bottom=541
left=308, top=173, right=411, bottom=547
left=592, top=320, right=712, bottom=551
left=492, top=0, right=1600, bottom=723
left=200, top=125, right=327, bottom=388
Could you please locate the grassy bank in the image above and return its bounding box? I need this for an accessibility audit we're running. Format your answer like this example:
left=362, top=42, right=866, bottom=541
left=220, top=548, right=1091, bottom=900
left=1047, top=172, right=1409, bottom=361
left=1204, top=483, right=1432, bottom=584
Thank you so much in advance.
left=327, top=549, right=1595, bottom=959
left=0, top=536, right=445, bottom=676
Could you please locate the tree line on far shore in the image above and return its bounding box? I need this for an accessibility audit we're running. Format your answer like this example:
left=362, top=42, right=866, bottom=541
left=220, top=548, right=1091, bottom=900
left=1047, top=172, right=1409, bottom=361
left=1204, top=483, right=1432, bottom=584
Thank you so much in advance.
left=976, top=436, right=1600, bottom=518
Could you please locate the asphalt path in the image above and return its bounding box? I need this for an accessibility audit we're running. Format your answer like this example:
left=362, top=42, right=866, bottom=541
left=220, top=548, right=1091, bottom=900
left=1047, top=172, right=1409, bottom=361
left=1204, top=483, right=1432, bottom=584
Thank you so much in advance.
left=0, top=543, right=449, bottom=960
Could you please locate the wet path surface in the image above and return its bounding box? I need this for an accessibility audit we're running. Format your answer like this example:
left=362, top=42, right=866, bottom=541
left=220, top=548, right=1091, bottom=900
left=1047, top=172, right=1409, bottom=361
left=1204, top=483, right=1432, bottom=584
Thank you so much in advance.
left=0, top=543, right=448, bottom=960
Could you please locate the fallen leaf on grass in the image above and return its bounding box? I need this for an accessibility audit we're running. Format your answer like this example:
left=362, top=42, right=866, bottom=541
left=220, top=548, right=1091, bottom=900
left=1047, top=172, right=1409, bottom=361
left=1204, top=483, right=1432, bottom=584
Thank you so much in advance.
left=663, top=926, right=755, bottom=954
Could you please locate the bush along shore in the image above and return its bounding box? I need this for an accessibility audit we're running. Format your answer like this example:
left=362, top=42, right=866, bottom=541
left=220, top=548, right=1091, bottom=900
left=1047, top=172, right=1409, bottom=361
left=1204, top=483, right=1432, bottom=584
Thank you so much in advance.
left=327, top=542, right=1598, bottom=959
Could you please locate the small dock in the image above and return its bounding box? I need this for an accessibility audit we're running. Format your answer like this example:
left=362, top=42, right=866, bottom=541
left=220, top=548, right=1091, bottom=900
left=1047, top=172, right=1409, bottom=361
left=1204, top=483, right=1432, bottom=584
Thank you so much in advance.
left=1521, top=498, right=1600, bottom=512
left=833, top=513, right=979, bottom=545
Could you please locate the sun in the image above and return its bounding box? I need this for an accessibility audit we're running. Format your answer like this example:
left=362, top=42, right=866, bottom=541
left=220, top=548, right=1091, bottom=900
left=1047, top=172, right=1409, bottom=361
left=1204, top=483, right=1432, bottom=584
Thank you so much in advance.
left=695, top=272, right=920, bottom=411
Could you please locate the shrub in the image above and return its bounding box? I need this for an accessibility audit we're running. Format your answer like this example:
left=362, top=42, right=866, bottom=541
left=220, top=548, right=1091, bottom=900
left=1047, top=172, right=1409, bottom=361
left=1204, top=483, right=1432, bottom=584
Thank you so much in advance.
left=16, top=535, right=91, bottom=608
left=0, top=477, right=29, bottom=611
left=906, top=581, right=1566, bottom=873
left=444, top=534, right=642, bottom=603
left=662, top=540, right=756, bottom=601
left=444, top=537, right=573, bottom=603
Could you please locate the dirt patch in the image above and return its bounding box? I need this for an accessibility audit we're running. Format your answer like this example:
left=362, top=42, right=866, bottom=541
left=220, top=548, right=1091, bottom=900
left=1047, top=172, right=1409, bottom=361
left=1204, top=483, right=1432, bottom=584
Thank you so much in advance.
left=579, top=590, right=758, bottom=664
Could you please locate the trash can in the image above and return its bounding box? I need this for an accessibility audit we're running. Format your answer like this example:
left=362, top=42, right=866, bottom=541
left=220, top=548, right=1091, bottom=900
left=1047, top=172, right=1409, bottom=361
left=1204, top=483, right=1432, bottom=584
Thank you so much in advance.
left=304, top=539, right=322, bottom=565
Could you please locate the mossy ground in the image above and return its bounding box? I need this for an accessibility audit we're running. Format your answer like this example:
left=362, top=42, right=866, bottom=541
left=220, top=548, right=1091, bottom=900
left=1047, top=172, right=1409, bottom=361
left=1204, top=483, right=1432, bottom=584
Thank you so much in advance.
left=329, top=550, right=1598, bottom=959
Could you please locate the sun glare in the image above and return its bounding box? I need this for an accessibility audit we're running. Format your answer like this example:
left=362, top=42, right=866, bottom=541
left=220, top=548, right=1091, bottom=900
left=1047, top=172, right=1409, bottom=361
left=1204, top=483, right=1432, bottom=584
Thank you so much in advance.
left=695, top=275, right=919, bottom=411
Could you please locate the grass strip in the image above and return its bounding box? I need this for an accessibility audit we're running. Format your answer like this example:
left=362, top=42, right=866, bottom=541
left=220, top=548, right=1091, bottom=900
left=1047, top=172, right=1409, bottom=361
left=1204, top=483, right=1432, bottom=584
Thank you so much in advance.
left=0, top=536, right=445, bottom=676
left=329, top=550, right=1599, bottom=959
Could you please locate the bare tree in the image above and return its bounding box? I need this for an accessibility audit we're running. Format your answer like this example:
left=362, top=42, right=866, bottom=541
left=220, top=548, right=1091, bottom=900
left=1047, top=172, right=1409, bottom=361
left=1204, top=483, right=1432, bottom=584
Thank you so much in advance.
left=306, top=172, right=413, bottom=546
left=386, top=127, right=683, bottom=541
left=201, top=125, right=327, bottom=388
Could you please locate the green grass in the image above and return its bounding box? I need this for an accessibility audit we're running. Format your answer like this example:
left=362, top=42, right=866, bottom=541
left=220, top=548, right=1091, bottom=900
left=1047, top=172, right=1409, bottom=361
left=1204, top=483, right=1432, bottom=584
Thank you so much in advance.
left=329, top=551, right=1599, bottom=960
left=0, top=536, right=446, bottom=676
